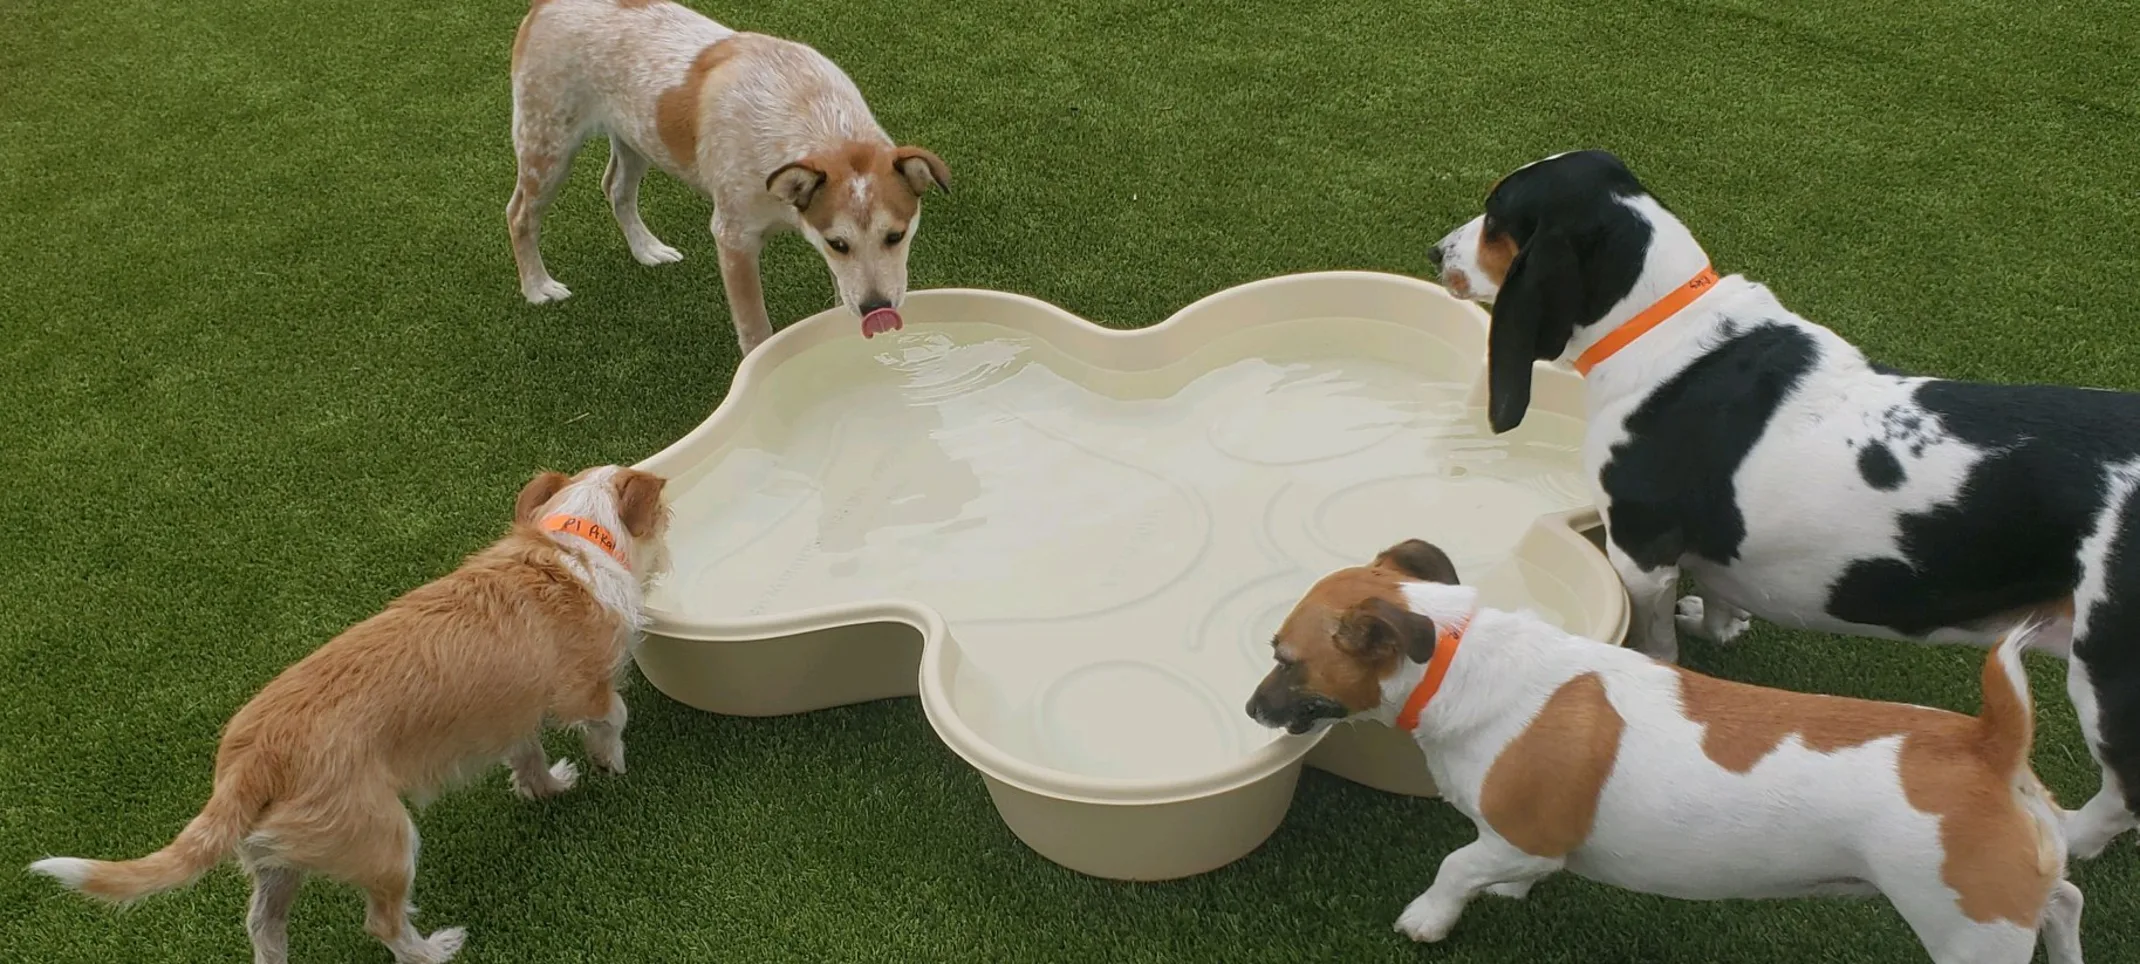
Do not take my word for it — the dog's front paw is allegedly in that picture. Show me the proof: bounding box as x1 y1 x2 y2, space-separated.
587 738 626 776
509 759 580 800
1393 897 1459 943
1675 595 1751 644
522 278 573 305
412 925 466 964
631 242 684 266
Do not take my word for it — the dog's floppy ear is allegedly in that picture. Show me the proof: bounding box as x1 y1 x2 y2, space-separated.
1336 597 1441 665
614 469 669 538
1487 227 1582 434
515 471 571 524
892 146 950 196
1372 539 1460 585
767 161 828 211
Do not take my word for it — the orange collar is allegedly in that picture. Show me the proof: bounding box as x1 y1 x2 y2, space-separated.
540 514 629 569
1395 615 1470 732
1571 265 1720 376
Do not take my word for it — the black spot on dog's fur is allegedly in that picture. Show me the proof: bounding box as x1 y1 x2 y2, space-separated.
1826 380 2140 636
1857 442 1905 490
1601 323 1821 569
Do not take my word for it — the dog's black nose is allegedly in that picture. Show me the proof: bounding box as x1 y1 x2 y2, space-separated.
860 297 893 315
1426 245 1446 270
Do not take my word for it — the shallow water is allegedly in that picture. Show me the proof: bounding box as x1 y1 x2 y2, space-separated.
652 318 1588 781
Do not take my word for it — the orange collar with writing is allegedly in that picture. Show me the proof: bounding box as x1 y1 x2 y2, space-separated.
1572 265 1720 376
540 514 629 568
1395 615 1470 732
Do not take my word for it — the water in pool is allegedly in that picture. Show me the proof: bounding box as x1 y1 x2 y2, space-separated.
650 318 1589 781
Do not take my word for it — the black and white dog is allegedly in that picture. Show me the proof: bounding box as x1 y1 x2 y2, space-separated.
1429 149 2140 858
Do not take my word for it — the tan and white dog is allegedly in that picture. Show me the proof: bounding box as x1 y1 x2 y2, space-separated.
28 466 671 964
1246 540 2084 964
507 0 951 353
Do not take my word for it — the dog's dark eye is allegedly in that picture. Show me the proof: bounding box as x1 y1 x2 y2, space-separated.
827 238 850 254
885 231 905 247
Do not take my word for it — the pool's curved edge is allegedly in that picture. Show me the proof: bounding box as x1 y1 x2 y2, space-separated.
627 272 1624 880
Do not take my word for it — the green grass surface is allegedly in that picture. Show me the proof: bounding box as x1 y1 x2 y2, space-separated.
4 0 2139 960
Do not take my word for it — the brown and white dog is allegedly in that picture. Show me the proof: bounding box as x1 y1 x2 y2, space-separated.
29 466 671 964
1247 540 2084 964
507 0 951 353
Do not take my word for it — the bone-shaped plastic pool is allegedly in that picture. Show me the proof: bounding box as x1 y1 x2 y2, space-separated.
632 272 1628 881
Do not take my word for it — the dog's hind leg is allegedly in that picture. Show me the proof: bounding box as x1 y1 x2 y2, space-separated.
351 808 465 964
505 736 580 800
2066 471 2140 858
2063 653 2140 857
1880 857 2038 964
603 138 681 267
507 80 589 305
2040 878 2085 964
1393 833 1561 944
243 861 301 964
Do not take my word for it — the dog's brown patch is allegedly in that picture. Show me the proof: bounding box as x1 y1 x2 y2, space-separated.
1478 672 1623 857
1673 668 1930 771
656 37 742 172
1674 665 2054 925
1476 229 1518 288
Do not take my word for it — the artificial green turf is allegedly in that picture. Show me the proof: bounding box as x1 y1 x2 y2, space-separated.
4 0 2138 960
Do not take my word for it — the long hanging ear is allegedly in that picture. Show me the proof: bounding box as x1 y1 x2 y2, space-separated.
767 161 828 211
614 469 669 538
1486 227 1583 434
1336 597 1442 665
1371 539 1461 585
515 471 570 524
892 146 950 196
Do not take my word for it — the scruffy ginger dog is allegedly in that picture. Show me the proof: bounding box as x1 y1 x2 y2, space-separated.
30 466 671 964
508 0 951 354
1247 540 2083 964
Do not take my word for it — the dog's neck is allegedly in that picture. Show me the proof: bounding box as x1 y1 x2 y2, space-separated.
1364 582 1482 729
1557 196 1793 414
1562 195 1717 368
535 483 651 632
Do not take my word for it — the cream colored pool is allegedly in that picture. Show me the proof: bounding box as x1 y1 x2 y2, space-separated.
632 272 1627 881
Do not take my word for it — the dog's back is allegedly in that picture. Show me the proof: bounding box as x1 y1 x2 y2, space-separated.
224 531 627 802
511 0 874 184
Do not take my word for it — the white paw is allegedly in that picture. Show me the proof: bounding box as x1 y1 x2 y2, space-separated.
1675 595 1750 644
522 278 572 304
632 242 684 266
509 759 580 799
419 926 466 963
1393 897 1457 943
1485 880 1533 900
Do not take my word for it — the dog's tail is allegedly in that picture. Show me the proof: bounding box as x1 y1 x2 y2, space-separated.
28 773 269 904
1976 619 2044 783
1977 618 2069 878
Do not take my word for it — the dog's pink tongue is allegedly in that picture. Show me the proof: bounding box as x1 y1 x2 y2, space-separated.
862 308 903 338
